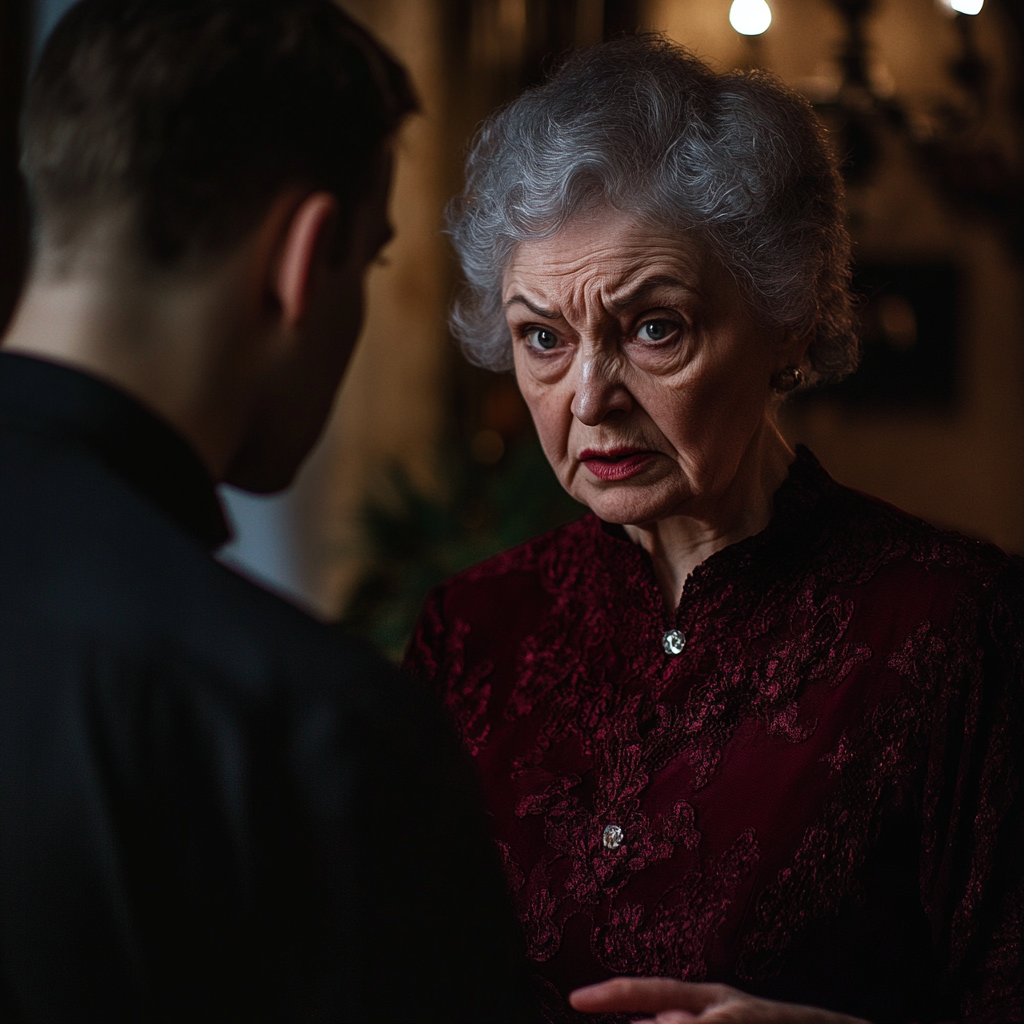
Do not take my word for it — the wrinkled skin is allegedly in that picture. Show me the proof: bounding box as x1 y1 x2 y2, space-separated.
504 206 807 607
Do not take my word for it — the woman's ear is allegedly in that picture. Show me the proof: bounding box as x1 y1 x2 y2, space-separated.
768 331 813 396
770 329 812 380
787 329 813 369
273 191 340 329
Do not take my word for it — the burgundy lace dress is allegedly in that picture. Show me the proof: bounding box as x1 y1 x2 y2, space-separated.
404 448 1023 1024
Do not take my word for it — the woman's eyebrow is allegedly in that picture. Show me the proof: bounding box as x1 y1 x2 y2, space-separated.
609 275 698 311
503 294 559 318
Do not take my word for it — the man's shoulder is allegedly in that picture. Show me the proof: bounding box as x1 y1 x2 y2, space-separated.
0 425 394 702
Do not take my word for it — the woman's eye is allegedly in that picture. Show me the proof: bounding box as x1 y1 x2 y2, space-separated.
526 328 559 351
637 319 676 343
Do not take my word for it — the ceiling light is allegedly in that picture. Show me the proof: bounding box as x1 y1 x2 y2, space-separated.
940 0 984 14
729 0 772 36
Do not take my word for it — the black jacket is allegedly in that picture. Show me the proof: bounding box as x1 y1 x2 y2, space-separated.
0 352 536 1023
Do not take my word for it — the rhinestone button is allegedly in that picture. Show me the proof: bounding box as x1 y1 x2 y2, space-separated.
602 824 624 850
662 629 686 656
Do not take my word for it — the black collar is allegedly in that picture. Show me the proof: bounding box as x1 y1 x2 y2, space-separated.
0 352 231 550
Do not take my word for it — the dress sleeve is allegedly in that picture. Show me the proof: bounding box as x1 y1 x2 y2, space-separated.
921 568 1024 1024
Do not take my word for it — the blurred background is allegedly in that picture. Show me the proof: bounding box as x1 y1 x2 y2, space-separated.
2 0 1023 658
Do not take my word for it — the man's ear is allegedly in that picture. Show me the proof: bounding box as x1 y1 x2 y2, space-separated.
273 191 340 329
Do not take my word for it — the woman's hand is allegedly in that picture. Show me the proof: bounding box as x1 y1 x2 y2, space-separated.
569 977 871 1024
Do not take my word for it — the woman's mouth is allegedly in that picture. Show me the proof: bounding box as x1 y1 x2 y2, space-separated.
578 447 657 481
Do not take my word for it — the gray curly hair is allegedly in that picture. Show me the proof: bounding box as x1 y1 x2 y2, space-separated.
447 36 857 384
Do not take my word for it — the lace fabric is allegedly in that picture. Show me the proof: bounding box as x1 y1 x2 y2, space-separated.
405 448 1023 1024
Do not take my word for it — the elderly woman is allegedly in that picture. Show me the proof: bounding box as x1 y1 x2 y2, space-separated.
404 37 1023 1024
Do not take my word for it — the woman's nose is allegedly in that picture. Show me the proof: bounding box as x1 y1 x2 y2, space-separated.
570 353 633 425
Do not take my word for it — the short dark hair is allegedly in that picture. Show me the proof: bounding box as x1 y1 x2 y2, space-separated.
22 0 417 268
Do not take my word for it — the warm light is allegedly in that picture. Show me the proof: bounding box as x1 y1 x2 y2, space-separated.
729 0 772 36
940 0 983 13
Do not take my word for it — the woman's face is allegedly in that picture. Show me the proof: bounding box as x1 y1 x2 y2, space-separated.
504 208 796 526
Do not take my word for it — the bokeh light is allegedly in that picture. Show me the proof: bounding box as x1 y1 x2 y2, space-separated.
729 0 772 36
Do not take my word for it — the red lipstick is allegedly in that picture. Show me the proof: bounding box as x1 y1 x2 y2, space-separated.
578 447 657 481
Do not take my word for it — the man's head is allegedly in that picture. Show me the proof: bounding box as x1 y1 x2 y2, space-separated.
16 0 415 492
23 0 414 273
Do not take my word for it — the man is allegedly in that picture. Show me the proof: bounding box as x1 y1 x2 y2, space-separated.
0 2 537 1020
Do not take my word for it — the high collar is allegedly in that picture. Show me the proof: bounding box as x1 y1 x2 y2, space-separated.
0 351 231 550
586 445 837 617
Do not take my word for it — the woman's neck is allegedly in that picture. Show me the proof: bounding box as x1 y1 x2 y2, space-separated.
622 425 795 611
